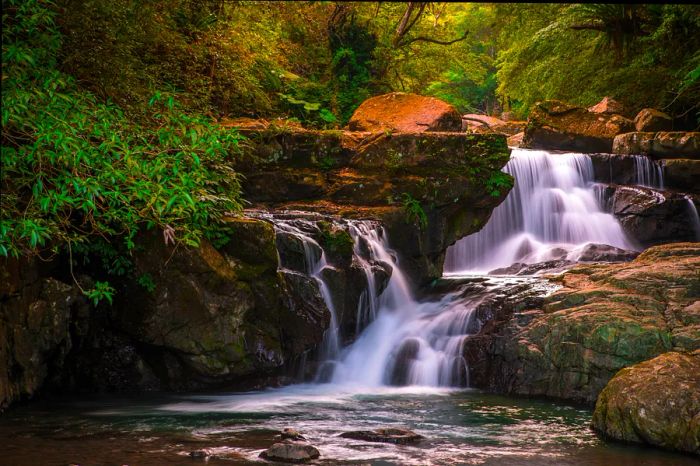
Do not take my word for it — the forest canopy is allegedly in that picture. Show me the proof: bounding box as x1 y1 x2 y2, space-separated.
46 1 700 124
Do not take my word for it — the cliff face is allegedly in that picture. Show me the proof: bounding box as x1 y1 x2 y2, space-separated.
235 126 512 286
0 127 512 410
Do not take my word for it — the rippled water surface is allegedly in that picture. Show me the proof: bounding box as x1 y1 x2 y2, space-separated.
1 385 695 466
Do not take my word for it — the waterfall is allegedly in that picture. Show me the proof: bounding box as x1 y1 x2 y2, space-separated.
686 196 700 241
444 149 634 273
328 224 476 388
268 218 342 360
632 155 664 188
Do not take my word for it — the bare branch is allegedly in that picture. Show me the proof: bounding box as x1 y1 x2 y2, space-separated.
400 29 469 47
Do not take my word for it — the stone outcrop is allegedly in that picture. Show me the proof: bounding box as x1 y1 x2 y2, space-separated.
597 184 700 246
592 350 700 455
634 108 674 132
613 131 700 159
0 257 89 410
588 97 625 115
522 100 634 153
462 114 525 136
464 242 700 405
347 92 462 133
663 159 700 194
235 126 512 286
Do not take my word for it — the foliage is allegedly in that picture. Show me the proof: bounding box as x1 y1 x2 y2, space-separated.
485 171 514 198
402 193 428 229
1 0 244 302
84 281 116 306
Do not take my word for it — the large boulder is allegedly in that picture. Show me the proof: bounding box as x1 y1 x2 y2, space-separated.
347 92 462 133
592 350 700 455
613 131 700 159
465 242 700 404
598 184 700 246
634 108 673 132
522 100 634 153
663 159 700 193
235 127 512 286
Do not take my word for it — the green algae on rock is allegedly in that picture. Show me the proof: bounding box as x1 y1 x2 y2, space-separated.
592 350 700 456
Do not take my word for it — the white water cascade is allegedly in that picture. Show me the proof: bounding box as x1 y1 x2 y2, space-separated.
329 223 476 387
444 149 634 273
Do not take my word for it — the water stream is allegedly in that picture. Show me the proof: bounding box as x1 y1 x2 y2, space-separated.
2 150 693 465
445 149 633 273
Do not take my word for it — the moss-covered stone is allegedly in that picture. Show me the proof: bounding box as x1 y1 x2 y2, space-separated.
592 350 700 455
468 242 700 405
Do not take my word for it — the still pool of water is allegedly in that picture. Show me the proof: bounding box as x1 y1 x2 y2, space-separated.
0 385 695 466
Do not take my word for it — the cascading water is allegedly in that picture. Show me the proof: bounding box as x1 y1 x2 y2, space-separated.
632 155 664 188
267 217 342 360
686 196 700 241
329 223 476 387
444 148 634 273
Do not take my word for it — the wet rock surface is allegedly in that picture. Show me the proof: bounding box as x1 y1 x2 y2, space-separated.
259 441 320 463
592 350 700 455
466 242 700 405
597 184 700 246
340 428 424 444
234 123 512 287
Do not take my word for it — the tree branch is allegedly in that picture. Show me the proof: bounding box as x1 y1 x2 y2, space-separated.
400 29 469 47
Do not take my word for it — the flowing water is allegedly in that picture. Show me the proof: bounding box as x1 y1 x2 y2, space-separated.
2 150 694 465
444 149 634 273
2 388 696 466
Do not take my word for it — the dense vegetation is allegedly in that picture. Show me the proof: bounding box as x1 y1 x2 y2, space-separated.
2 1 699 300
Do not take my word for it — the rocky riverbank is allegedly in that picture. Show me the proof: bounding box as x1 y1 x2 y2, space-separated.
464 241 700 404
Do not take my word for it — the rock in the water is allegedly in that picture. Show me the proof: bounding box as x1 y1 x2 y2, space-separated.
599 184 699 245
588 96 625 115
522 100 634 153
259 442 320 463
651 131 700 159
574 243 639 262
280 428 306 441
634 108 673 132
189 449 211 459
347 92 461 133
466 242 700 404
340 428 424 444
592 350 700 455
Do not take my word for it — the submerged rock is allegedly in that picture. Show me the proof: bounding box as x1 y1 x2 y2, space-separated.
347 92 461 133
189 449 211 459
592 350 700 455
280 428 306 441
259 442 320 463
340 428 424 444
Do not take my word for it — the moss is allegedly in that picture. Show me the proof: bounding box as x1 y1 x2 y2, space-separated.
318 221 354 258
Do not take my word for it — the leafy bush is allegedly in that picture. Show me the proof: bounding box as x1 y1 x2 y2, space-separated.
402 193 428 229
1 0 244 301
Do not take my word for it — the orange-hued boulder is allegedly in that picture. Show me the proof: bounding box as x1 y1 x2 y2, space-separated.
347 92 462 133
